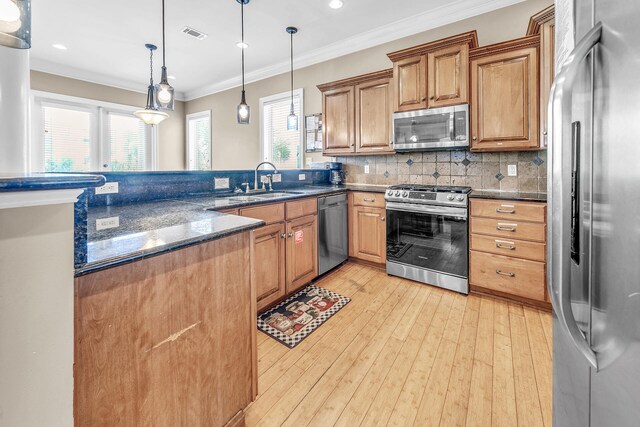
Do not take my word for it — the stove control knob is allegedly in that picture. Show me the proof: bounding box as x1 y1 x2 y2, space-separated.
394 190 401 197
456 195 464 201
402 191 409 197
446 194 455 201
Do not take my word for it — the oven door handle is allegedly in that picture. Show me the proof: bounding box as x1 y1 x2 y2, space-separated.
386 202 467 219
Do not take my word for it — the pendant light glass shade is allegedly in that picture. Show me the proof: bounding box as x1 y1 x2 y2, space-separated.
154 0 175 111
286 27 298 131
236 0 250 124
0 0 30 49
134 44 169 126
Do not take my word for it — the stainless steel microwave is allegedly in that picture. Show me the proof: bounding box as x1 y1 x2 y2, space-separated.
393 104 469 151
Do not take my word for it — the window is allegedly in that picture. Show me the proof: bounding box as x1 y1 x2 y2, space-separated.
260 89 303 169
31 92 156 172
186 111 212 170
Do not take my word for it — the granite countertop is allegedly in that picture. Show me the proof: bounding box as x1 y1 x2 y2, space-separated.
0 173 105 191
470 190 547 202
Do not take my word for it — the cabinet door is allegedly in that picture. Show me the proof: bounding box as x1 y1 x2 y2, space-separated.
322 87 355 154
393 55 427 112
253 222 286 312
350 206 386 264
427 44 469 108
540 20 554 147
286 214 318 294
470 46 539 151
355 78 393 153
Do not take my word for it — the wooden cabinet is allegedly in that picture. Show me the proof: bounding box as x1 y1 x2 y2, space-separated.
388 31 477 112
74 233 257 427
469 198 549 307
470 36 540 151
318 69 393 156
355 77 394 153
252 223 286 311
322 86 355 154
286 214 318 293
427 43 469 108
528 5 555 147
348 192 386 264
241 197 318 311
393 55 427 112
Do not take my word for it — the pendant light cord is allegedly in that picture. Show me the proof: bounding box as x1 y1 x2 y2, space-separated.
149 48 154 86
290 31 294 109
241 1 245 92
162 0 166 67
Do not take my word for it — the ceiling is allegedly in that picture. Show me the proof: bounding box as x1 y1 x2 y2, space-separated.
30 0 523 101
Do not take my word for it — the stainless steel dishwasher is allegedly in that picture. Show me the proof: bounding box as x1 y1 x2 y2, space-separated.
317 193 348 275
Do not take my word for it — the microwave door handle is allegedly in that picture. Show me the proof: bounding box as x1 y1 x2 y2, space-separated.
549 22 601 371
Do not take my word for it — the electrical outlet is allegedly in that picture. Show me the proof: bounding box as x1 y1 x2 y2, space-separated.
507 164 518 177
272 173 282 183
95 182 119 195
96 216 120 231
298 174 306 181
364 165 370 174
214 177 230 189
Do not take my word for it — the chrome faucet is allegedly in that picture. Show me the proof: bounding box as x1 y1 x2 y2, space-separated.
251 161 278 192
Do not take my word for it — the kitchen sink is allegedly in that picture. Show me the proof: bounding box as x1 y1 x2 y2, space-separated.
223 196 260 203
252 191 303 199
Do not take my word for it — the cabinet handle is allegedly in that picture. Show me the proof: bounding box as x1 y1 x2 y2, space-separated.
421 97 426 101
472 136 477 141
280 233 286 239
287 232 293 238
496 207 516 214
429 96 434 100
495 241 516 250
496 269 516 277
351 143 355 147
543 130 548 136
496 224 517 232
363 198 375 202
381 217 386 222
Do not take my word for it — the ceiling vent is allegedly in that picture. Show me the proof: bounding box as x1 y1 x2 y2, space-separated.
181 26 207 40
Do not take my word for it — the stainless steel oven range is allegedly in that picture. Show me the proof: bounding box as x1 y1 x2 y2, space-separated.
385 184 471 294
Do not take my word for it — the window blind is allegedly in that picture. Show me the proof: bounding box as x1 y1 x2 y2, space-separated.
43 105 92 172
262 95 301 169
187 114 211 170
108 112 147 171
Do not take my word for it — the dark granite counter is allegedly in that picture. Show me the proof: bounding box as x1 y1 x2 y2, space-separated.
0 173 105 191
470 190 547 202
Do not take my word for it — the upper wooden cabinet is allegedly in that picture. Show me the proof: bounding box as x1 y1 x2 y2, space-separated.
387 31 478 113
393 56 427 112
469 36 540 151
528 5 555 148
318 69 394 156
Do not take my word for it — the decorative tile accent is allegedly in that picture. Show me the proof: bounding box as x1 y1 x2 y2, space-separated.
461 158 471 167
495 172 505 181
432 171 441 179
532 156 545 166
406 159 414 167
384 171 390 178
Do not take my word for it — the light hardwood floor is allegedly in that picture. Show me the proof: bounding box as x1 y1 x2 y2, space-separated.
246 262 552 427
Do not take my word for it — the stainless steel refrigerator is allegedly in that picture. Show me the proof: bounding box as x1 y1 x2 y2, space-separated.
549 0 640 425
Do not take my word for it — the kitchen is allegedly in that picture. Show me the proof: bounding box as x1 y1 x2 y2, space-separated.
0 0 638 426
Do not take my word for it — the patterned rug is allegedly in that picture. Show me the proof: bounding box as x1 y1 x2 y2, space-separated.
257 284 351 348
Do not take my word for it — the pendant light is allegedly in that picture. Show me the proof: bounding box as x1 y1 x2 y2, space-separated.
154 0 175 111
0 0 31 49
236 0 250 124
134 44 169 126
286 26 298 131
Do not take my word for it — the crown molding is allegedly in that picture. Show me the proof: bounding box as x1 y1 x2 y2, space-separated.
526 5 555 35
30 58 187 102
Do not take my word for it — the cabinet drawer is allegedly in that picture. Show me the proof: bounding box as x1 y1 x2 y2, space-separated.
470 199 546 223
470 251 545 301
286 198 317 220
352 192 385 208
470 217 546 242
240 203 285 225
470 234 546 262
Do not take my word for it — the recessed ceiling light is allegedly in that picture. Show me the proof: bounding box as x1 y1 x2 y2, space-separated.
52 44 67 50
329 0 343 9
0 0 21 21
168 75 176 80
236 41 249 49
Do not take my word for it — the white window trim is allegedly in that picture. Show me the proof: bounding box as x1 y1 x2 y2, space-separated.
186 110 212 171
30 90 158 172
259 88 304 168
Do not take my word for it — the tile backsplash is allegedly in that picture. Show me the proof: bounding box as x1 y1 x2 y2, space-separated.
336 150 547 193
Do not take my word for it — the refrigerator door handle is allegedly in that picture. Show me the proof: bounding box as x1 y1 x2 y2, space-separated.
548 22 602 371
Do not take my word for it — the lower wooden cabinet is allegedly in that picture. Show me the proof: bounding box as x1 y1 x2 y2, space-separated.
253 222 286 312
286 214 318 293
349 192 386 264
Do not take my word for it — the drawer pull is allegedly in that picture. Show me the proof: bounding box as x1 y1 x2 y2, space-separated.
363 198 376 202
496 207 516 214
496 269 516 277
287 232 293 238
280 233 286 239
495 241 516 250
496 224 517 232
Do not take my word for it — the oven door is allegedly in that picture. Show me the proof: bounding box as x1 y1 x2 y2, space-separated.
393 104 469 151
386 202 468 280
